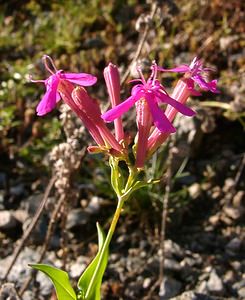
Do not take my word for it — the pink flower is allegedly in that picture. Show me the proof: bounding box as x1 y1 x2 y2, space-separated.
72 87 122 153
147 79 192 156
147 58 220 157
158 57 219 94
102 63 195 133
135 99 152 168
31 55 97 116
104 63 124 142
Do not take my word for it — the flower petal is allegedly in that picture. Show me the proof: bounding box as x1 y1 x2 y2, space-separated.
36 75 59 116
193 76 220 93
146 94 176 133
61 73 97 86
158 65 190 73
156 91 195 117
101 95 137 122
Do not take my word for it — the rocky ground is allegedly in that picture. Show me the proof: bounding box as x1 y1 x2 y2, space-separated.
0 161 244 300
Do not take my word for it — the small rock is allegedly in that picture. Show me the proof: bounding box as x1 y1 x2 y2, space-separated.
208 214 220 226
66 209 89 230
164 240 185 259
207 270 224 294
238 287 245 298
10 184 25 198
223 206 241 220
22 290 35 300
0 210 19 230
159 277 182 299
143 277 151 289
230 260 241 272
233 191 245 208
188 183 201 199
85 196 102 214
164 258 181 272
197 281 208 294
225 237 242 255
219 35 239 50
232 279 245 290
36 271 53 296
170 290 215 300
21 193 44 216
0 283 20 300
223 178 235 193
13 209 28 223
223 270 235 284
69 256 87 279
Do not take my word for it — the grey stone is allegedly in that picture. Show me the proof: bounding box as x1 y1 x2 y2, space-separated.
164 239 185 259
207 270 224 294
143 277 152 289
164 258 182 272
36 271 53 296
0 210 19 230
10 184 25 198
69 256 87 279
0 247 39 283
22 290 35 300
188 183 202 199
0 283 20 300
225 237 242 254
21 193 44 216
159 277 182 299
66 209 89 230
224 206 241 220
170 290 215 300
238 287 245 298
232 279 245 290
85 196 102 214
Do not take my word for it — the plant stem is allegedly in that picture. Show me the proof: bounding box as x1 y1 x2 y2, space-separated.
85 195 126 299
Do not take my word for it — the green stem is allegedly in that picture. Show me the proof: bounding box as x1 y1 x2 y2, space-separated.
85 194 126 299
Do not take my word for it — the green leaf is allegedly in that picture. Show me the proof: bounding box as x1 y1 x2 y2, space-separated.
109 157 121 195
77 223 108 300
29 264 76 300
123 178 161 200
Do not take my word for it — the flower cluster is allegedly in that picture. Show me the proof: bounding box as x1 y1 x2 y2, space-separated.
33 56 219 168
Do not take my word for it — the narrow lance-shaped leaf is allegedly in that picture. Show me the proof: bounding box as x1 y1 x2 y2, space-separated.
77 223 109 300
29 264 76 300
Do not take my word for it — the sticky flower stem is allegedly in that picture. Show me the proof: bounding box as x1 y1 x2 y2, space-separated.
85 192 128 299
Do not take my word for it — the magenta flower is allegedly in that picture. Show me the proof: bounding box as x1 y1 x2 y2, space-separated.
158 57 219 94
102 63 195 133
104 63 124 142
31 55 97 116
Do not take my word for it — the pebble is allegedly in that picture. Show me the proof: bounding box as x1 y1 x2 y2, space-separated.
66 209 89 230
85 196 102 214
170 290 215 300
0 210 19 230
159 277 182 299
188 183 201 199
233 190 245 208
223 206 241 220
164 240 185 259
69 256 87 279
143 277 151 289
207 270 224 294
225 237 242 254
164 258 182 272
238 287 245 298
0 283 20 300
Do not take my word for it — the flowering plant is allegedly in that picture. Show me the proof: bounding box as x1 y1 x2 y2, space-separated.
30 55 218 300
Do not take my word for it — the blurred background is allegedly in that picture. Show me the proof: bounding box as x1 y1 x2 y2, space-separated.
0 1 244 299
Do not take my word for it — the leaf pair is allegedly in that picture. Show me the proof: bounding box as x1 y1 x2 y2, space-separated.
30 223 108 300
